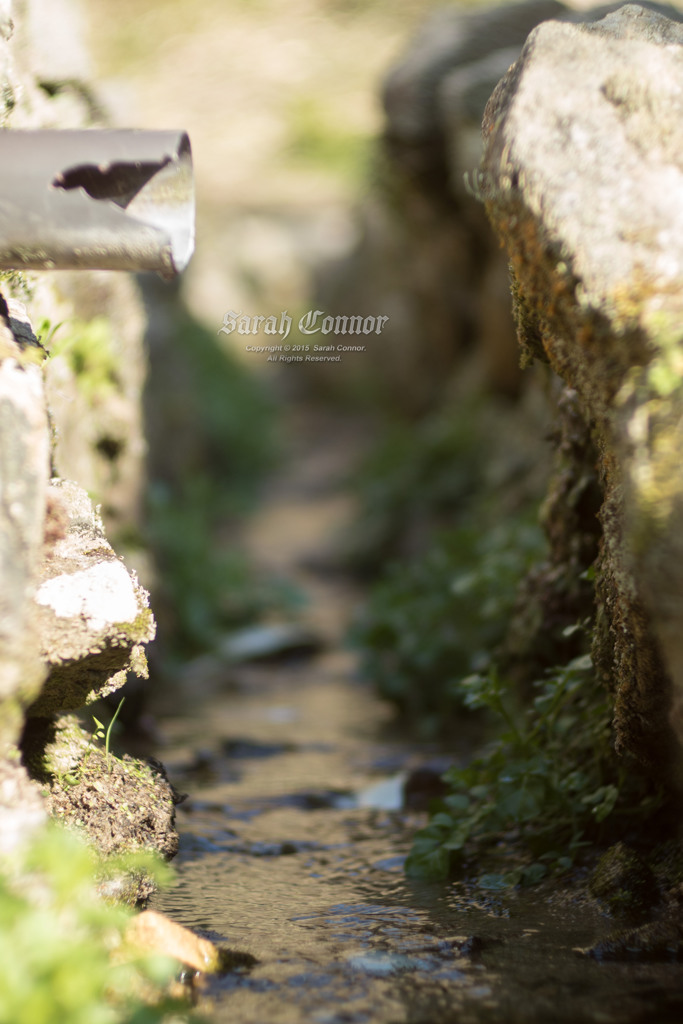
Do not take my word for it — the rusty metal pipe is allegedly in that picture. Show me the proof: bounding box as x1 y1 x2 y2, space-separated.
0 129 194 277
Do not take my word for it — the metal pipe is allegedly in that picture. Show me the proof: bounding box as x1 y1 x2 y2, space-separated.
0 129 194 277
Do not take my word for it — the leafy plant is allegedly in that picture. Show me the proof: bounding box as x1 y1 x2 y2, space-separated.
351 517 545 736
405 653 664 885
0 825 199 1024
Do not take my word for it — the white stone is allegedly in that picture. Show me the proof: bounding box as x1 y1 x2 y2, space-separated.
35 560 140 631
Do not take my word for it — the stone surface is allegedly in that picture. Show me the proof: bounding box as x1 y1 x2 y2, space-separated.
28 479 155 716
313 0 683 415
0 314 50 752
0 0 167 881
125 909 220 973
383 0 566 156
44 741 179 864
482 4 683 777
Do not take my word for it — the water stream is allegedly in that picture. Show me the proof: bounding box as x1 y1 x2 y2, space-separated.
151 655 683 1024
149 411 683 1023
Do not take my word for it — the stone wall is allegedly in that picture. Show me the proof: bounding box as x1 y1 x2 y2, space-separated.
0 0 173 872
324 0 683 793
481 3 683 782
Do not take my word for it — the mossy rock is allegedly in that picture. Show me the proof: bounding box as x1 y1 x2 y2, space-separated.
586 919 683 963
589 842 659 918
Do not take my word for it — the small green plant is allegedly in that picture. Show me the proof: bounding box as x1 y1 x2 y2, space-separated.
351 518 545 736
92 697 126 772
404 653 664 885
0 824 199 1024
36 317 64 348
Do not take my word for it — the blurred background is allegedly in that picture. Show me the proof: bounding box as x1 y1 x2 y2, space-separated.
43 0 600 736
54 0 559 729
87 0 425 345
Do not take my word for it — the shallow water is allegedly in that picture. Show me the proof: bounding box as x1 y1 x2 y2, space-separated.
151 658 683 1024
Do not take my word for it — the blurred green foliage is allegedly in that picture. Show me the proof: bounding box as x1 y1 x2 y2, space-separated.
349 397 662 887
154 304 278 510
0 825 199 1024
284 97 372 184
148 477 302 656
47 316 119 404
144 304 302 659
348 399 547 735
351 518 544 736
405 654 663 886
343 407 489 575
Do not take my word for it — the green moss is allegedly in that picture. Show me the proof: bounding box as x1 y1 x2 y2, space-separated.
509 268 548 368
39 715 91 782
614 318 683 554
589 842 659 917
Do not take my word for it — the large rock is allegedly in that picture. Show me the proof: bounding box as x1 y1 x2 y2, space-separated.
383 0 566 161
481 4 683 778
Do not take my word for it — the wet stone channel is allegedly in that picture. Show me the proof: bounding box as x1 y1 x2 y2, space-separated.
151 654 683 1024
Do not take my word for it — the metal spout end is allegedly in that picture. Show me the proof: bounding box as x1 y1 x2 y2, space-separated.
0 129 195 276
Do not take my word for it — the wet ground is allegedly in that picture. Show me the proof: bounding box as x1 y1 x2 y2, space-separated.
150 410 683 1023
